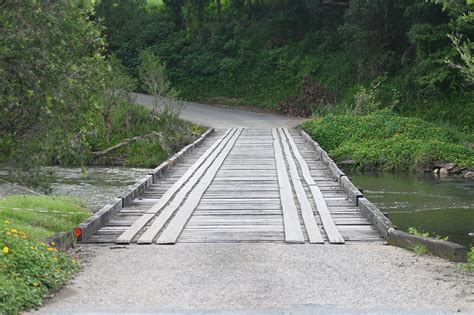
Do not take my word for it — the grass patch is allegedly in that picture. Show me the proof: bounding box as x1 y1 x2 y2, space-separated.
465 248 474 272
410 243 428 255
408 227 449 241
0 196 88 314
0 195 90 240
301 110 474 172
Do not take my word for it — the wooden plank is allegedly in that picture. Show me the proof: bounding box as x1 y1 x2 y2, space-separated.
155 128 244 244
282 128 345 244
135 128 241 244
115 128 236 244
277 128 324 244
272 128 304 244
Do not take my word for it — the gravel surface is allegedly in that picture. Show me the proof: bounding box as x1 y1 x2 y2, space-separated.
31 243 473 314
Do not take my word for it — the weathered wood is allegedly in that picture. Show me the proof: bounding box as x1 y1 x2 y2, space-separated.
116 128 236 244
76 198 123 242
339 176 364 206
135 129 241 244
282 128 344 244
277 128 324 244
83 127 394 245
272 128 305 244
155 129 243 244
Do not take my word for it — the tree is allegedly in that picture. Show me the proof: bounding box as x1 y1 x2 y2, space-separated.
138 50 175 113
0 1 107 171
102 55 136 144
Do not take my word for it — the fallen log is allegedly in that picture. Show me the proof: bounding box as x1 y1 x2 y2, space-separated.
91 131 162 158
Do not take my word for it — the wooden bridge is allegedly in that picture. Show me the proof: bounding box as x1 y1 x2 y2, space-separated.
77 128 393 244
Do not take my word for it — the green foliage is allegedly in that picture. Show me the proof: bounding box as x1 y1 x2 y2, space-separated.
465 247 474 271
408 227 449 241
139 50 175 99
301 111 474 171
95 0 473 130
0 196 90 240
411 244 428 255
0 221 80 314
1 1 107 168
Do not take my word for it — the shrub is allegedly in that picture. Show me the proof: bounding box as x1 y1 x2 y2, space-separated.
278 76 338 117
301 111 474 171
0 222 80 314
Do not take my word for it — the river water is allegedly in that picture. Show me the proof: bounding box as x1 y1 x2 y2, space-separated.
347 171 473 247
1 167 472 247
0 166 151 212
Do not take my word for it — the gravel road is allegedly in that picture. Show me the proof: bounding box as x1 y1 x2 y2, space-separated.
32 243 473 314
28 97 473 314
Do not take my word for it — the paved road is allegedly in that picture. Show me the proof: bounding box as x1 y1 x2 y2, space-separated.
133 93 303 128
33 244 473 314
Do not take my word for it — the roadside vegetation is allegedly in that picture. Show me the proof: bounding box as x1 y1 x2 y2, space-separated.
95 0 473 174
1 2 204 188
0 196 90 240
0 196 88 314
302 111 474 172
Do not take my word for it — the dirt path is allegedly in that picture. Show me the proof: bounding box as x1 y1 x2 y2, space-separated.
32 243 472 314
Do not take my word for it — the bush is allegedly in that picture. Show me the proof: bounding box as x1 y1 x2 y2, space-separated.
0 222 81 314
301 111 474 171
278 76 338 117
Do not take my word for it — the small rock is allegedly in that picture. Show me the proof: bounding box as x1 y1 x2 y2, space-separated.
449 167 463 175
432 168 439 174
433 161 446 168
444 163 456 171
439 167 449 175
464 171 474 179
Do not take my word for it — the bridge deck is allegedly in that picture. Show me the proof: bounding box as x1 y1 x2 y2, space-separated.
87 128 382 244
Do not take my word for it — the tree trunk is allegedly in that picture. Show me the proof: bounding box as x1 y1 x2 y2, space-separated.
216 0 221 20
91 131 162 158
103 112 110 144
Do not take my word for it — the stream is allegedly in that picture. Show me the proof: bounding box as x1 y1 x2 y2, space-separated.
347 171 473 247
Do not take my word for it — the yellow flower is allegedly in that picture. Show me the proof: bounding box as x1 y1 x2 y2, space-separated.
6 232 11 235
47 247 58 252
11 229 17 233
3 220 10 224
51 241 56 246
2 246 9 254
32 282 39 287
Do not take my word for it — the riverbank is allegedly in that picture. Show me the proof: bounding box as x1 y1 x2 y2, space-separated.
0 196 88 314
301 110 474 176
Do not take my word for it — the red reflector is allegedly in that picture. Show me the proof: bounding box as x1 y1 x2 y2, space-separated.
74 227 82 238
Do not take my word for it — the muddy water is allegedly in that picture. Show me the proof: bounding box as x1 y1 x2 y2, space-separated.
0 166 151 212
347 171 473 247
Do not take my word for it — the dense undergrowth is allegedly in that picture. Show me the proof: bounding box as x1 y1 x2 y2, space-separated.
302 111 474 172
0 196 88 314
94 1 473 173
96 1 473 129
